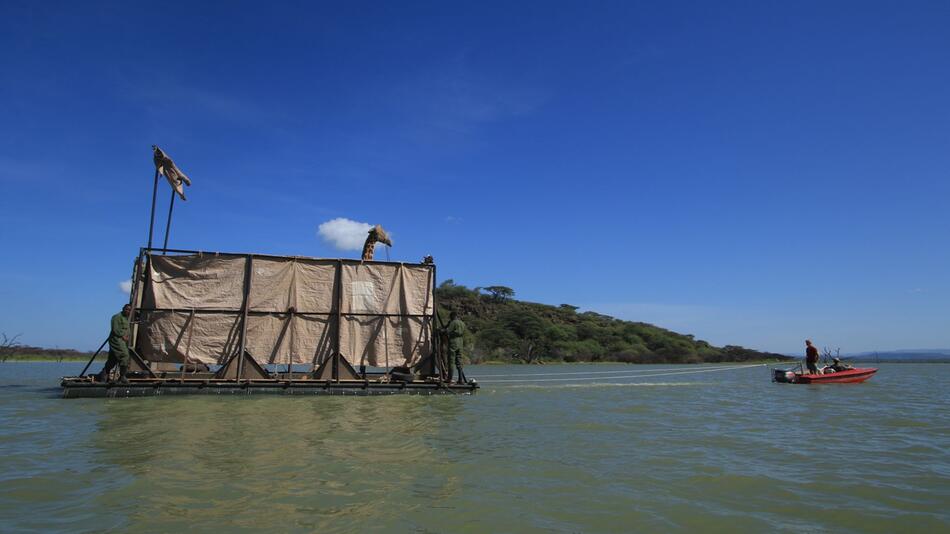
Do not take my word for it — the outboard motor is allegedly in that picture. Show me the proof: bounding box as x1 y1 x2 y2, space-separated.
773 368 794 383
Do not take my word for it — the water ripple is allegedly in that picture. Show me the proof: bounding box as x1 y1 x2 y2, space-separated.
0 362 947 532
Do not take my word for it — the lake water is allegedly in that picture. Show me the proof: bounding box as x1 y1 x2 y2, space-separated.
0 362 947 533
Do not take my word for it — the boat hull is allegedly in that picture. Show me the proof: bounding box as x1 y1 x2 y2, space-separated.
795 368 877 383
774 367 877 384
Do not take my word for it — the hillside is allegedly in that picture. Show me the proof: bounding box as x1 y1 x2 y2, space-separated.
435 281 790 364
849 350 950 363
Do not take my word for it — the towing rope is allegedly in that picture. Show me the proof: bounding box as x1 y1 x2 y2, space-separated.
473 364 765 383
472 365 722 378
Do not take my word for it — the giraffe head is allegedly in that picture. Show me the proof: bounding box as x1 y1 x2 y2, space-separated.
369 225 392 247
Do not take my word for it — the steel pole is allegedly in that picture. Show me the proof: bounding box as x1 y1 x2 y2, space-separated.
334 260 343 381
236 255 254 380
146 168 159 249
162 189 176 251
431 262 446 381
79 338 110 377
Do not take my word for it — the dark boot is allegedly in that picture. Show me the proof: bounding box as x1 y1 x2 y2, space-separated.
118 365 130 384
97 357 117 382
95 363 110 382
455 358 468 384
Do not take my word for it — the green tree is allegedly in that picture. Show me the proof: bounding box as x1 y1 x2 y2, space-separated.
499 309 549 363
475 326 520 360
482 286 515 302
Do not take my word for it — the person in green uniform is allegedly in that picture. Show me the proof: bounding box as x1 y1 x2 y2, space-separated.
446 311 469 385
97 304 131 383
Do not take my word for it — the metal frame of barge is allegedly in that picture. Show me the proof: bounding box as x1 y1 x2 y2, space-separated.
61 377 477 398
61 246 478 398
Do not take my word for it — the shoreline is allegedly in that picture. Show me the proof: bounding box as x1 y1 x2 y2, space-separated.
2 356 90 362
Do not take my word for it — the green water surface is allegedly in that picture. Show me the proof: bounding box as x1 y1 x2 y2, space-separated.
0 363 947 533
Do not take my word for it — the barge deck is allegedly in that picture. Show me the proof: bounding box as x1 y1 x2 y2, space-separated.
61 376 477 398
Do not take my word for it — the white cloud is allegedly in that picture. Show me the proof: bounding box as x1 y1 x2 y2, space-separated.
119 280 132 294
318 218 372 251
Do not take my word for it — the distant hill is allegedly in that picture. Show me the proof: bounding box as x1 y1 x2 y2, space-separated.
848 350 950 363
436 281 791 364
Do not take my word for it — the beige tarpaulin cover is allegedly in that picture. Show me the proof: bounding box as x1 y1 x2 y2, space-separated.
137 254 434 367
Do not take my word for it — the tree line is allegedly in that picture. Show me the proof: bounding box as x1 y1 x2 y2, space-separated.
0 334 92 363
435 281 789 364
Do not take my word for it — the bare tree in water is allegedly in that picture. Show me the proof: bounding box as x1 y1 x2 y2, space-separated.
0 333 22 363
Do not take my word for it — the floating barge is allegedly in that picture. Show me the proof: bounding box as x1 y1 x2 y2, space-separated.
62 247 477 398
60 377 477 398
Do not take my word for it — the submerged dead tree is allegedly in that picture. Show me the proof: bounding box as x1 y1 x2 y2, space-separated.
0 333 22 363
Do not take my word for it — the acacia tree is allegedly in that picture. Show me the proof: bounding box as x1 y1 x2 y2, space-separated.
482 286 515 302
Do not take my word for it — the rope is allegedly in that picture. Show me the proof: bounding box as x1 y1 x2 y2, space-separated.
472 365 706 378
477 364 765 383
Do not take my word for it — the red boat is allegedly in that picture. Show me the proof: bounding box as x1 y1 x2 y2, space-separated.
773 367 878 384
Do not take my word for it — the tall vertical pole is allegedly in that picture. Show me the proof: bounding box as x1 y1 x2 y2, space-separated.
334 260 343 381
431 262 444 381
127 248 145 349
162 189 176 252
237 255 254 380
146 169 159 249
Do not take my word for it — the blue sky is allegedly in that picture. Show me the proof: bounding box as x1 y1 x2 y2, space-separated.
1 1 948 354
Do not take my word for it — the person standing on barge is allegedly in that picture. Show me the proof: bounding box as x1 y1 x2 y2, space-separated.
446 311 469 384
96 304 132 383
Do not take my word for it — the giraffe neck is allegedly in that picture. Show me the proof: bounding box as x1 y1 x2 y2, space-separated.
361 235 377 261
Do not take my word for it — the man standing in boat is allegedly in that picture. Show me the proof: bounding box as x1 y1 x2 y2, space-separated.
805 339 821 375
97 304 131 383
446 311 469 384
